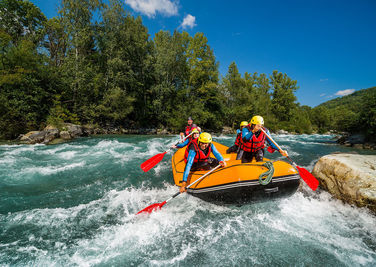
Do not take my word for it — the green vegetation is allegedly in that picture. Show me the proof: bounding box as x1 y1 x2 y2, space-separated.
312 87 376 141
0 0 374 141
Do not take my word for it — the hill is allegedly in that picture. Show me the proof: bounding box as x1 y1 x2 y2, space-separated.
316 86 376 110
313 86 376 141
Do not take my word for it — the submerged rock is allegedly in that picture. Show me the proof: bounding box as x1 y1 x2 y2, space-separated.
312 153 376 213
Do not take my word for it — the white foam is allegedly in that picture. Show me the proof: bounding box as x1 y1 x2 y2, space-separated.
22 162 85 176
58 151 77 160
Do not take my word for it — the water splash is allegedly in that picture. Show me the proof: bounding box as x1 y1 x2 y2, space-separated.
0 135 375 266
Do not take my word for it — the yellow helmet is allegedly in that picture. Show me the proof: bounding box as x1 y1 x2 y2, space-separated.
198 132 212 143
191 128 199 134
250 115 264 125
240 121 248 127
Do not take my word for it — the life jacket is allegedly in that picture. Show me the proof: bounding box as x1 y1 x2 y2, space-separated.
184 140 212 163
242 126 266 153
184 124 195 136
235 131 242 147
183 138 198 162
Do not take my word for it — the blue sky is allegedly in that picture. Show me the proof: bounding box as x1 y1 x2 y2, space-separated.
31 0 376 107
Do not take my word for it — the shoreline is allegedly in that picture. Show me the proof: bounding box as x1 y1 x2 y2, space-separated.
4 123 375 150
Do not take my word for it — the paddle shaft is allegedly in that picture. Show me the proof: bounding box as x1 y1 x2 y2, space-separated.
260 128 296 163
167 132 194 153
165 164 221 203
260 128 319 191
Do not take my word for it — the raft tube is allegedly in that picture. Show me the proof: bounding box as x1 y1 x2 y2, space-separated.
172 141 300 205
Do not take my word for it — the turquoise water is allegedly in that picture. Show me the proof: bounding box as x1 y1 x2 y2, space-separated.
1 134 375 266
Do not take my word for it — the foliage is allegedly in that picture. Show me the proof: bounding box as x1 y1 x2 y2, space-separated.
0 0 374 139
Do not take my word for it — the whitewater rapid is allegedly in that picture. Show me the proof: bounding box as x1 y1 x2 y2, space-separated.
1 135 375 266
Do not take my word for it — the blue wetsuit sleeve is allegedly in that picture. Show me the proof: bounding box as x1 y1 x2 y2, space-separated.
242 127 253 141
211 144 224 162
265 130 279 150
182 150 196 182
176 139 189 148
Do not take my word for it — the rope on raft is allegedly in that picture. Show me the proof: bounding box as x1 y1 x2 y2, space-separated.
259 161 274 185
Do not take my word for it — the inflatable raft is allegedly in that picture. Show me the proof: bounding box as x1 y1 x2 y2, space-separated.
172 141 300 204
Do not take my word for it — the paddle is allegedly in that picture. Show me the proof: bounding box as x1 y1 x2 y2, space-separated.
140 132 194 172
260 128 319 191
137 165 221 214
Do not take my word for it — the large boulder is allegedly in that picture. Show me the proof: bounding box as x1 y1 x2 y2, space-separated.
60 131 71 140
27 131 47 144
63 123 83 138
43 125 59 144
276 129 289 135
222 126 234 134
20 131 40 142
312 153 376 213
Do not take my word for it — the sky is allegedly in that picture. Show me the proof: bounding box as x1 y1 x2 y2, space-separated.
30 0 376 107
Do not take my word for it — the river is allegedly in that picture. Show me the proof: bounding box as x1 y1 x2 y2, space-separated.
1 134 375 266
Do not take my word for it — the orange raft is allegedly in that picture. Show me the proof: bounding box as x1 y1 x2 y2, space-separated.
171 141 301 204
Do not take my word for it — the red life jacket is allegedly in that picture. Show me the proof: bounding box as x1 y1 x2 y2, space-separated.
183 138 198 162
242 126 266 153
184 140 212 163
235 132 242 146
184 124 195 136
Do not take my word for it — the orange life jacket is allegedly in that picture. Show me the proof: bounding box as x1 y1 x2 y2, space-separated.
184 141 212 163
242 126 266 153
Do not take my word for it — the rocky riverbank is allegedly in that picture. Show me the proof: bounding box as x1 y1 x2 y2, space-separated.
336 133 376 150
17 123 172 145
312 153 376 213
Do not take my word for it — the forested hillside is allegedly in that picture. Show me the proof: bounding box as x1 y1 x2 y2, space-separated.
0 0 374 140
312 86 376 140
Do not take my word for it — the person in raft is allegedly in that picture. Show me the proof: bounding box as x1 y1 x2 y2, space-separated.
226 121 248 155
241 115 288 163
180 132 226 193
171 128 200 150
180 116 201 138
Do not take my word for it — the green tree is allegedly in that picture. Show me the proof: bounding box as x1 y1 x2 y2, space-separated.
270 70 298 122
0 0 46 45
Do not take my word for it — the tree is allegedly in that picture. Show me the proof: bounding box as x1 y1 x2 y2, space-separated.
270 70 298 122
0 0 46 45
97 0 152 126
150 30 189 126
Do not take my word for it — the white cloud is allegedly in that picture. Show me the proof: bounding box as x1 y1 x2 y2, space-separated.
320 78 328 82
125 0 178 18
320 93 326 97
335 89 355 96
180 14 196 29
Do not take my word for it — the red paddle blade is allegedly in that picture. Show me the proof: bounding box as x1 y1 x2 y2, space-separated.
296 166 319 191
136 201 167 215
140 152 167 172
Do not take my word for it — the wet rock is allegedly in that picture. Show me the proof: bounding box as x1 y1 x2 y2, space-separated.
348 133 366 144
276 130 289 135
157 128 169 135
60 131 71 140
82 125 95 136
28 131 47 144
353 144 364 149
63 123 83 138
19 131 40 142
222 127 234 134
312 153 376 213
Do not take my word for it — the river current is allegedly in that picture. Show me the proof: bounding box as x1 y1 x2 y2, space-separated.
1 134 375 266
